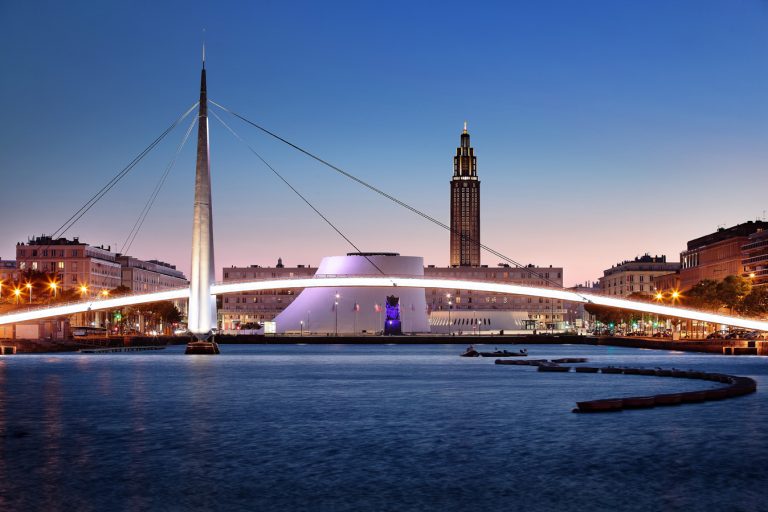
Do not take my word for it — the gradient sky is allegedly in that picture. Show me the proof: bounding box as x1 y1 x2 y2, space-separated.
1 0 766 286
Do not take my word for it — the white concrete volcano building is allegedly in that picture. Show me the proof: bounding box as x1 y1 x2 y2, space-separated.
273 253 429 334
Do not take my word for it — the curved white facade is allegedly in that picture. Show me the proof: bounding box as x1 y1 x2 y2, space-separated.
274 254 429 334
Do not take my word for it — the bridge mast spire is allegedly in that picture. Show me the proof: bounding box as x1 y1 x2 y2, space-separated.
186 45 219 353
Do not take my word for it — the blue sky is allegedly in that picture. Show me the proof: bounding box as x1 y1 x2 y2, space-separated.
1 0 766 285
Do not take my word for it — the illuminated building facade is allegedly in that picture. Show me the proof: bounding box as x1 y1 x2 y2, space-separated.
15 236 121 291
742 228 768 287
220 259 316 330
116 255 188 292
272 253 429 334
599 254 680 296
678 221 768 291
450 122 480 267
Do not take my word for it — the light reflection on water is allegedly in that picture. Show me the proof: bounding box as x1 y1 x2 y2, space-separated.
1 344 767 511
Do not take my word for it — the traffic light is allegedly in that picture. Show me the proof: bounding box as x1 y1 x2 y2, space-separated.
114 311 122 321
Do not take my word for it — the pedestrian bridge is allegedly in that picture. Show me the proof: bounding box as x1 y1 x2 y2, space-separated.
1 275 767 332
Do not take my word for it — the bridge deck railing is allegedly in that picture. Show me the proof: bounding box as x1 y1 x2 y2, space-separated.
1 274 764 325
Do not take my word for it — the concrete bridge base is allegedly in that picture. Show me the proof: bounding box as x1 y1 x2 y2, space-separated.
185 339 220 354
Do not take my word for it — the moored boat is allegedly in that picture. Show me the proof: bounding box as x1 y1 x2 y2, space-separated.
538 364 570 372
551 357 588 364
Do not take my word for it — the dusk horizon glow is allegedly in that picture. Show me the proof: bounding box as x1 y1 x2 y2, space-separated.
1 1 766 286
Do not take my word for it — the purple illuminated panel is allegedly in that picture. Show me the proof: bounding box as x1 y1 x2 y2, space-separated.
384 295 402 335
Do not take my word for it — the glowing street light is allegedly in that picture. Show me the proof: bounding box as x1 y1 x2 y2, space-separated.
25 283 32 304
49 281 58 298
101 289 110 298
300 320 304 337
655 292 664 302
13 287 21 304
79 285 89 297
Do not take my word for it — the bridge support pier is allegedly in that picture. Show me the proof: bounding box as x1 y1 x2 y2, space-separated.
185 337 220 355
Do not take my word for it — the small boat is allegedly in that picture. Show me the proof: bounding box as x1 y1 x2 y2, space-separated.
551 357 588 364
479 350 527 358
461 347 527 358
538 364 570 372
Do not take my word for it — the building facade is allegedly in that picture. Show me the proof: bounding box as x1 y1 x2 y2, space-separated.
220 259 316 330
0 259 17 287
450 122 480 267
273 254 430 334
599 254 681 296
15 236 121 292
741 228 768 288
220 259 569 333
679 221 768 291
424 264 566 330
117 255 188 293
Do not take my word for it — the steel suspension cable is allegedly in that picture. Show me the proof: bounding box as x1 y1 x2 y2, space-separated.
209 100 569 292
121 116 198 255
209 109 387 276
51 102 199 240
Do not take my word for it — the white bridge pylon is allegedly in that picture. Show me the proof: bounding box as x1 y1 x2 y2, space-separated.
1 276 767 332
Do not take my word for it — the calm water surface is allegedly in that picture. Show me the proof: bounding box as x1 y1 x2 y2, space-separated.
1 343 767 511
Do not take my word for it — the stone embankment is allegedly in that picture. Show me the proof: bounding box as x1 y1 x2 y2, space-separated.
494 358 758 413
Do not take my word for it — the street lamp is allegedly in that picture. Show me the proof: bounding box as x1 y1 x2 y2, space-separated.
300 320 304 337
448 299 453 336
101 289 110 298
25 282 32 304
79 284 89 297
49 281 58 299
13 287 21 304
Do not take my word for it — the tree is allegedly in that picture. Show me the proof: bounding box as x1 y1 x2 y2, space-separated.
686 280 721 311
717 275 752 313
110 285 132 297
738 287 768 317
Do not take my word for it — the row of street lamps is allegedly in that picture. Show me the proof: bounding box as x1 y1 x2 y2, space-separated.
0 281 110 304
